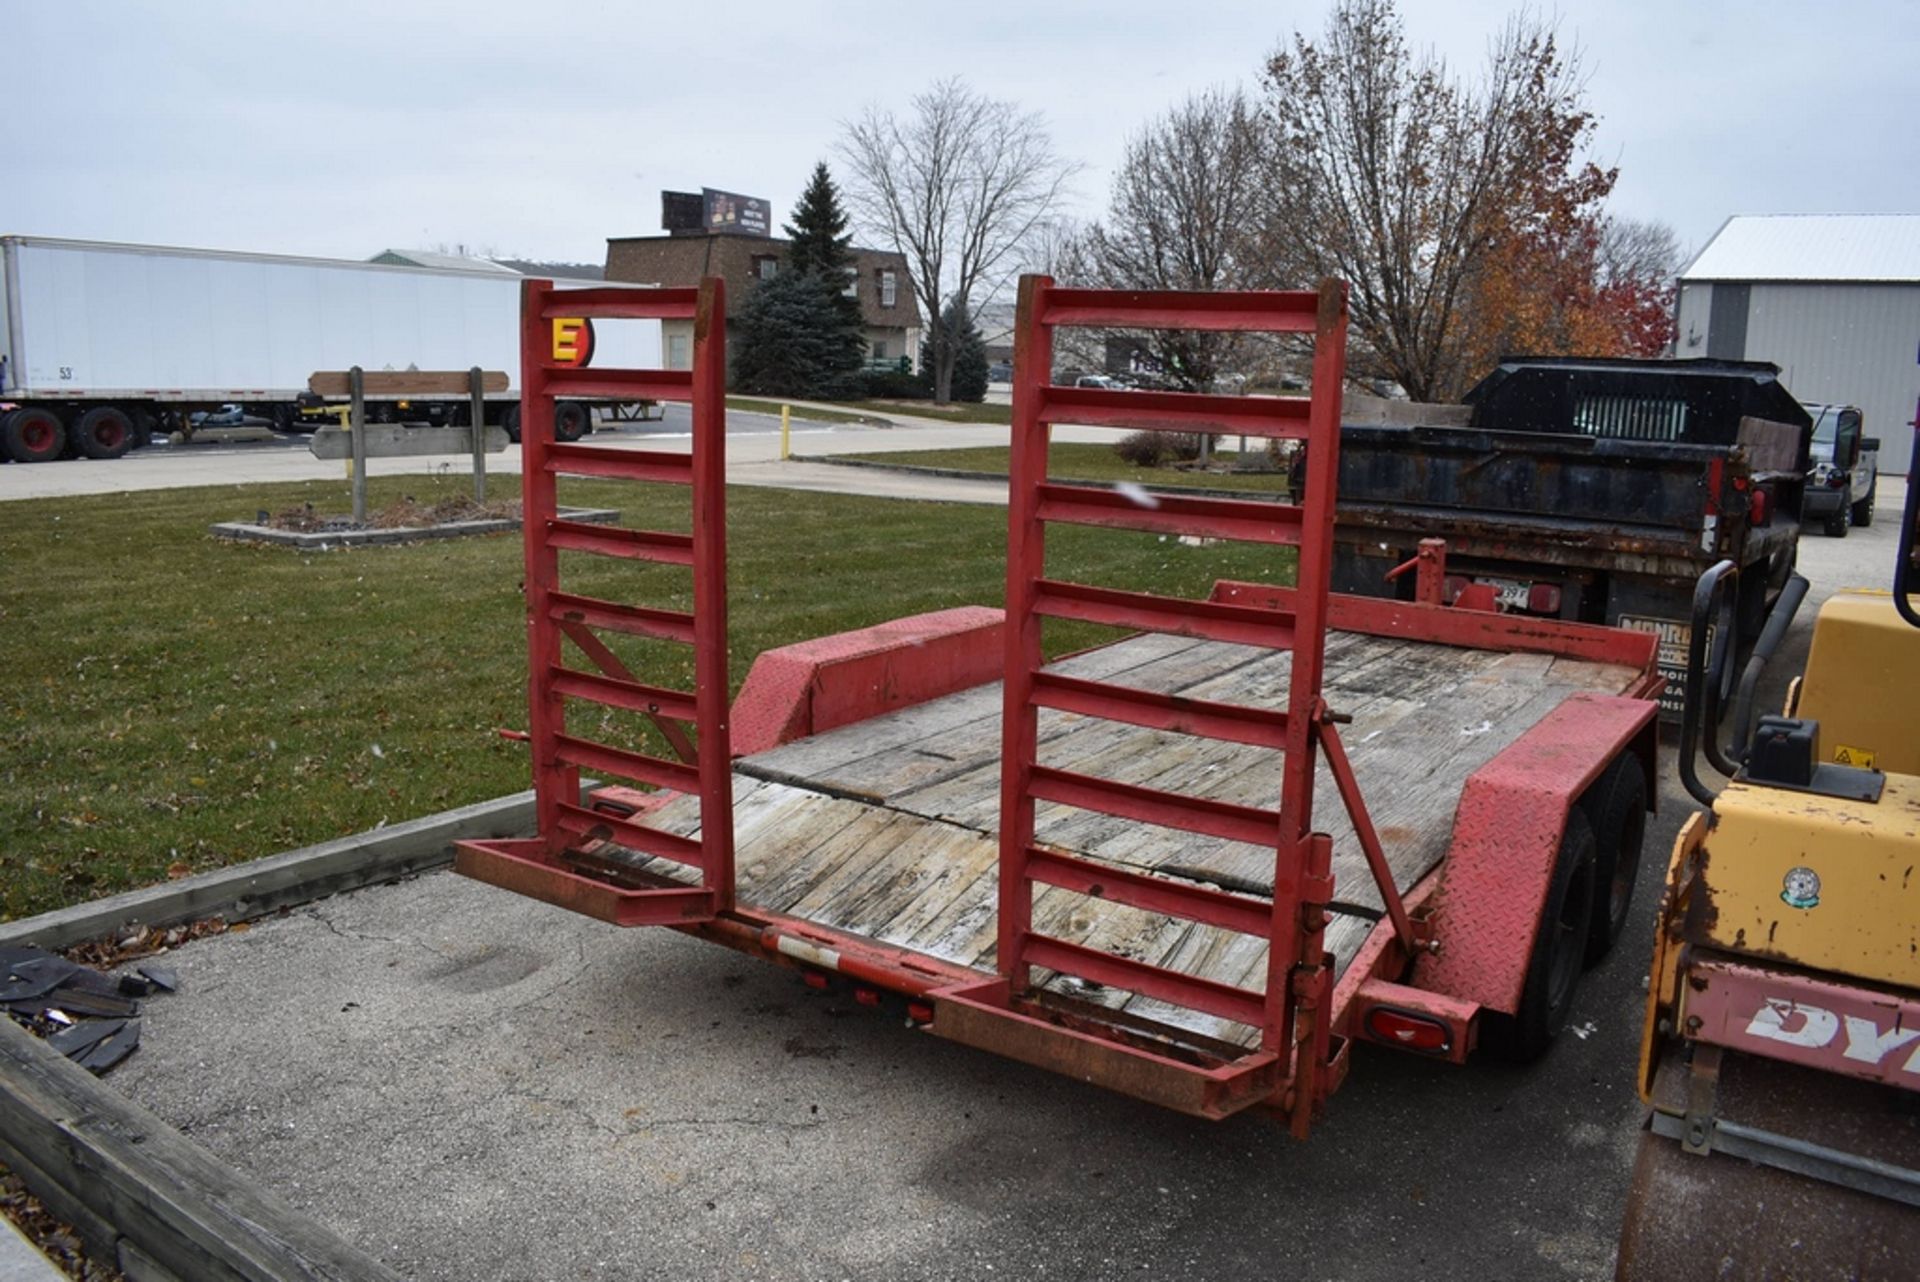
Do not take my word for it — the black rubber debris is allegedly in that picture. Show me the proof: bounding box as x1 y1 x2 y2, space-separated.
4 945 171 1075
77 1020 142 1074
137 964 180 993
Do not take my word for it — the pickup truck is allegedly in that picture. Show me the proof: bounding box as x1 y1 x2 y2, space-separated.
1325 356 1810 713
1800 401 1878 536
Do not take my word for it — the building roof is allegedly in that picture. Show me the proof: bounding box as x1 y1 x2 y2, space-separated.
1679 214 1920 284
492 258 603 282
369 249 520 274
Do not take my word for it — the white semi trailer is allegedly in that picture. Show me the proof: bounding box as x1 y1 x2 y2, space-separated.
0 235 662 463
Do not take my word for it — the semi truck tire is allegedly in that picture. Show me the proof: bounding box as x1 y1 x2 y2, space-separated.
1482 808 1596 1062
71 406 136 459
1580 754 1647 965
502 404 522 443
1851 479 1876 527
2 407 67 463
554 400 590 443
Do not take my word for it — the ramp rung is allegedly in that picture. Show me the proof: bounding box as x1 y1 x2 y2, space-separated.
1038 386 1310 440
541 366 694 403
553 802 704 868
1024 846 1273 937
1039 287 1320 334
552 733 701 793
1030 671 1287 748
1032 579 1295 649
1037 482 1302 545
546 519 694 565
546 443 691 484
546 591 696 645
1028 764 1280 846
1024 933 1268 1028
550 667 698 723
539 287 700 321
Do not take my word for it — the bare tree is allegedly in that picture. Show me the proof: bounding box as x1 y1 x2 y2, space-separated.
1596 216 1684 289
1078 88 1265 392
838 79 1078 402
1255 0 1614 400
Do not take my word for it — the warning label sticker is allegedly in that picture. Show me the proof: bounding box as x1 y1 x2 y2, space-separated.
1832 743 1877 769
1616 615 1710 715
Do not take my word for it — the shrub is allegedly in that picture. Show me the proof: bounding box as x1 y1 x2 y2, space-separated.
1113 431 1169 466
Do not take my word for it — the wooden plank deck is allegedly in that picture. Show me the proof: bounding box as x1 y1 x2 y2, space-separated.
610 631 1641 1044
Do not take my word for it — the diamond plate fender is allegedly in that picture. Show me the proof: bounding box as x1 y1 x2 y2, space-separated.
1413 692 1658 1014
729 607 1005 755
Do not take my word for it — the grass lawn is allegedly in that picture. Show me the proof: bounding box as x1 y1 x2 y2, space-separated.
838 443 1294 494
0 474 1295 920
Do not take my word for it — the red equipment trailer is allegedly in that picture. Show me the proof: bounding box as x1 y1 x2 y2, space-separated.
456 275 1663 1134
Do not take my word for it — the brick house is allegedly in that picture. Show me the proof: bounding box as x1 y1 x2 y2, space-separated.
605 231 922 373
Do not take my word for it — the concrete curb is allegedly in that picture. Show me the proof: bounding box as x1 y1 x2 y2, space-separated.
209 505 618 551
0 790 539 952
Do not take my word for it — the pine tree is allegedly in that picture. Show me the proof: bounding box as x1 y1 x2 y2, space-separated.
925 299 988 403
727 162 869 398
731 269 866 399
785 163 855 279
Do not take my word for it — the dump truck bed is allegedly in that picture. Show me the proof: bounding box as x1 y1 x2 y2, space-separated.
599 629 1643 1045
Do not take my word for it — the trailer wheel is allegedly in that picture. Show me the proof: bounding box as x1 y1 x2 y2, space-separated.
1850 479 1875 528
2 408 67 463
1580 755 1647 965
70 406 135 459
502 404 522 444
554 401 590 442
1484 808 1596 1062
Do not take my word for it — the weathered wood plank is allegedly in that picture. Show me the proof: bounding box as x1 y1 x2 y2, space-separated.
594 628 1641 1047
308 369 508 397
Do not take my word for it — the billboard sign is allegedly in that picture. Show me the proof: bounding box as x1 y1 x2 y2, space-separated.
703 188 771 237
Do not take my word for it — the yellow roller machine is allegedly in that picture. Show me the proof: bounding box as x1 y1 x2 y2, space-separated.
1618 435 1920 1280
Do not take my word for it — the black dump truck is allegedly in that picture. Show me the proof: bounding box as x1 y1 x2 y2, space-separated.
1328 357 1810 712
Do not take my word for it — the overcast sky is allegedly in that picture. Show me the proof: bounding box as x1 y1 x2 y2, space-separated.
11 1 1917 275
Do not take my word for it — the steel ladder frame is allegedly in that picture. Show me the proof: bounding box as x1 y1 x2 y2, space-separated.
455 277 734 924
932 276 1358 1128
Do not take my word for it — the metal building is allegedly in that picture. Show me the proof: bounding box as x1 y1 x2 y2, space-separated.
1675 213 1919 472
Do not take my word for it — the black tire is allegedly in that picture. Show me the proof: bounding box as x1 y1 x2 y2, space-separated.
1823 507 1849 537
2 407 67 463
1580 755 1648 965
1482 808 1597 1062
1851 480 1875 528
502 403 522 444
554 401 589 442
70 406 135 459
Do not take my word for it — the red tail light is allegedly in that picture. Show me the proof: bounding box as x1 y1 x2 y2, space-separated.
1749 488 1770 526
1363 1006 1452 1054
1526 583 1562 614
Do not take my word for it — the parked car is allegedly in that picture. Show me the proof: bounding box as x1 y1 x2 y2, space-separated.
1074 374 1126 390
987 361 1013 383
1800 402 1878 537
